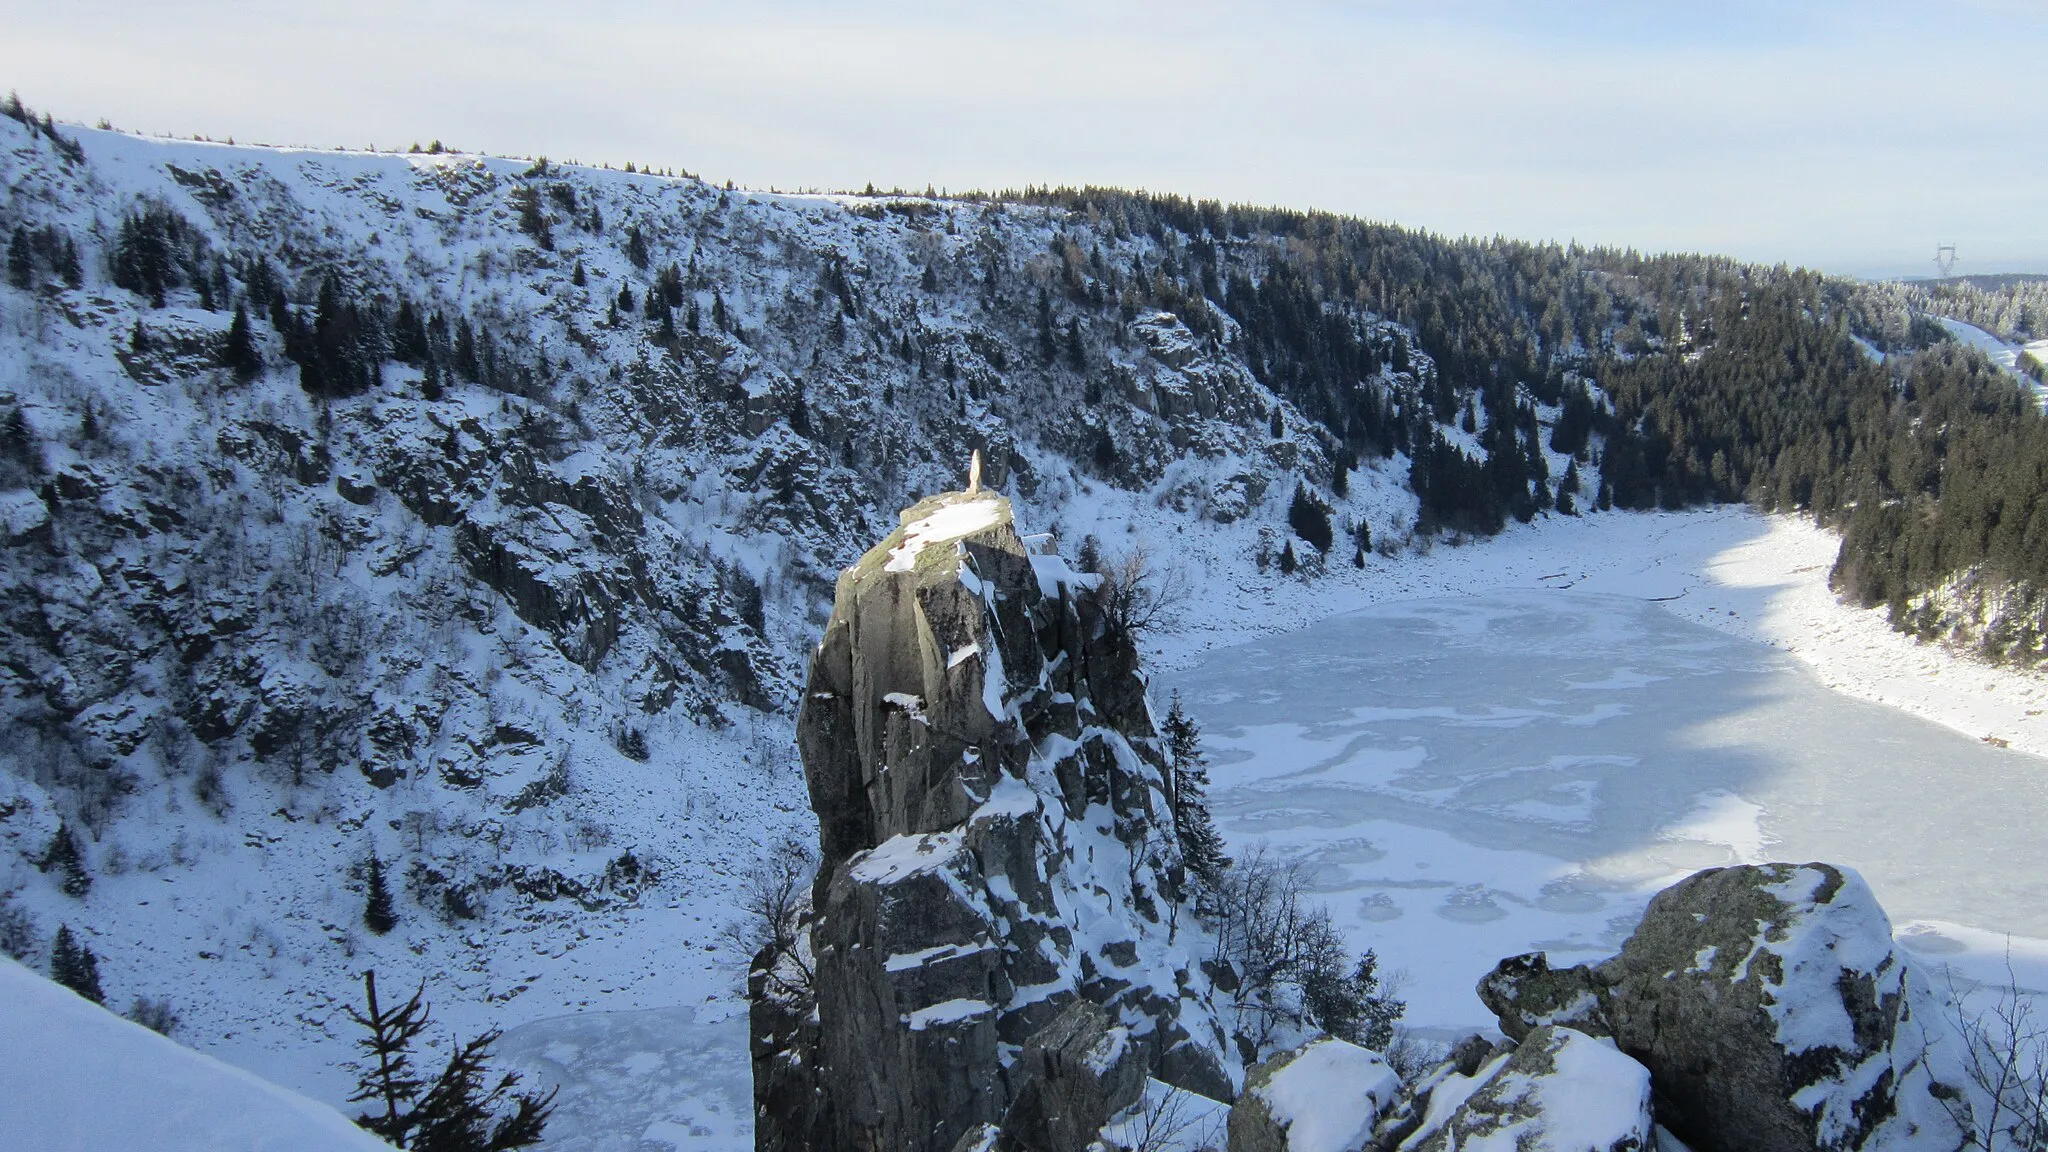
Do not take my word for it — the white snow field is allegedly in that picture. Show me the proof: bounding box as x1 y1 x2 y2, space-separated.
1937 317 2048 408
0 957 393 1152
1159 507 2048 1038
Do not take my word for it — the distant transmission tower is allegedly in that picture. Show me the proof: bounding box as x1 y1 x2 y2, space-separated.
1934 243 1958 279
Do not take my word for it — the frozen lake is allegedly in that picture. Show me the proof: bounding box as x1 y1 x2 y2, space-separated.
1163 590 2048 1031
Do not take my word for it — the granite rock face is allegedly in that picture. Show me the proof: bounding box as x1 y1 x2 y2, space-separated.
750 489 1236 1152
1476 863 1966 1152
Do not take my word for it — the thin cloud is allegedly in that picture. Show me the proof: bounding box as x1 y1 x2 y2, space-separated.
1 0 2040 273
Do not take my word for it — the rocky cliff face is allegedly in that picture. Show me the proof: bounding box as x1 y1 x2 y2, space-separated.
752 488 1236 1152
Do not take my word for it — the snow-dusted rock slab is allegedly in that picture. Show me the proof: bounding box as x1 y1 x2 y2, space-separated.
1227 1036 1402 1152
1407 1026 1652 1152
997 1000 1150 1152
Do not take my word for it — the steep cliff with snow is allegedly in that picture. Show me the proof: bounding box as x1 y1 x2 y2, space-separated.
753 489 1235 1151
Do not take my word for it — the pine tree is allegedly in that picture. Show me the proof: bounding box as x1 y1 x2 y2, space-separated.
511 186 551 250
1288 484 1335 553
222 303 261 381
39 820 90 897
7 226 32 290
57 236 81 289
347 970 556 1151
364 853 397 935
350 971 431 1143
50 924 104 1004
1162 693 1228 890
1279 539 1298 574
1076 534 1103 575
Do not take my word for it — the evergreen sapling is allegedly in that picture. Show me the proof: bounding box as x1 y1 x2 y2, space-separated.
364 853 398 935
49 924 104 1004
1162 693 1229 892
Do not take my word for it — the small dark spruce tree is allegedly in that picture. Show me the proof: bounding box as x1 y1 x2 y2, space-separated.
364 853 398 935
1288 484 1335 554
39 820 91 897
1162 692 1229 890
348 970 555 1152
50 924 104 1004
221 302 261 381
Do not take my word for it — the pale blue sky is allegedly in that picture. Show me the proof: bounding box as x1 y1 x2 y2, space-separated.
3 1 2041 276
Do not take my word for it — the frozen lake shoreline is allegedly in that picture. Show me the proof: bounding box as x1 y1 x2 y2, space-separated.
1161 588 2048 1034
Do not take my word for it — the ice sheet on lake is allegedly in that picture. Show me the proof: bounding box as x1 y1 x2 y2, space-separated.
497 1003 753 1152
1164 590 2048 1031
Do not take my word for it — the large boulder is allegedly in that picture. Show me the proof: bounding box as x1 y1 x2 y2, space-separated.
1407 1026 1653 1152
1227 1037 1402 1152
1476 863 1966 1152
752 489 1238 1152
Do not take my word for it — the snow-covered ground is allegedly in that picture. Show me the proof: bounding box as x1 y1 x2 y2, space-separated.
1157 506 2048 1039
1937 317 2048 408
1 957 391 1152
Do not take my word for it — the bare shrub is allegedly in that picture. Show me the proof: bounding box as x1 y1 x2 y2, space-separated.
1092 544 1188 640
0 891 39 962
1115 1083 1226 1152
723 838 817 996
1940 961 2048 1150
126 996 180 1036
1210 847 1403 1052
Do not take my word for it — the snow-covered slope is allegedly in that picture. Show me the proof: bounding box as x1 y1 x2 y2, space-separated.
0 957 392 1152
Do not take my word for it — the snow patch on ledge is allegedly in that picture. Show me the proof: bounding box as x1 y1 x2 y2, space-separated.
884 497 1006 573
847 831 963 885
904 998 994 1031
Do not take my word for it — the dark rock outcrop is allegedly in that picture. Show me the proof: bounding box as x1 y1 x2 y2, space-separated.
994 1001 1149 1152
751 489 1236 1152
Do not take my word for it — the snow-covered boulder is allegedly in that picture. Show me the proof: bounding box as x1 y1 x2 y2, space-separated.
1406 1026 1653 1152
1226 1036 1402 1152
1476 863 1965 1152
0 957 391 1152
751 489 1237 1152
